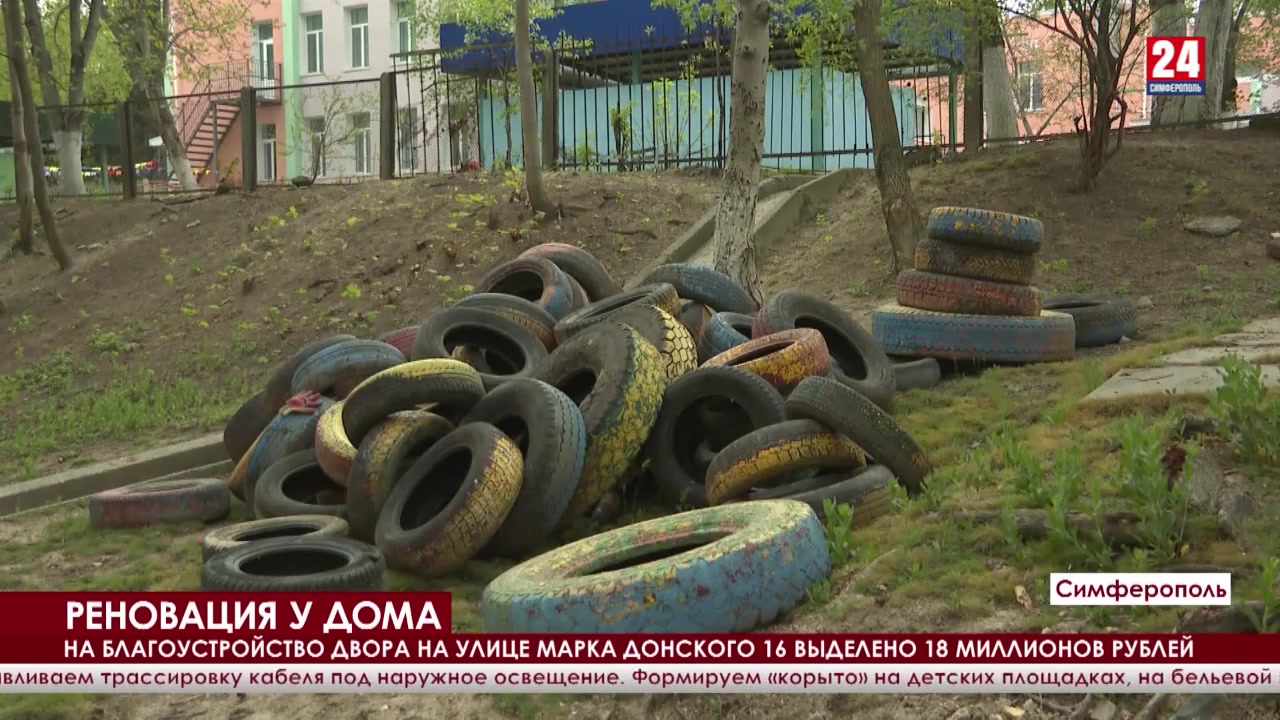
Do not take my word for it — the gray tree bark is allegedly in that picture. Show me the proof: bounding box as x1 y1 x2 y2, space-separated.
514 0 557 214
7 47 34 254
982 41 1019 140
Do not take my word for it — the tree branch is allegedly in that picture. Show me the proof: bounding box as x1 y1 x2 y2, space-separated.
21 0 68 111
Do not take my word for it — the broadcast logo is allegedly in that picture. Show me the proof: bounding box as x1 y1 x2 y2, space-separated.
1146 37 1205 96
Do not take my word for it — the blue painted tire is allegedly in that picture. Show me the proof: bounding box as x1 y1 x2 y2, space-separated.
871 302 1075 363
1042 295 1138 348
629 263 757 315
480 499 831 633
240 393 335 512
476 257 583 320
926 206 1044 254
290 340 405 396
697 311 752 359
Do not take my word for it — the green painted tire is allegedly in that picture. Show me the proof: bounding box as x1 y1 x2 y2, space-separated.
481 500 830 633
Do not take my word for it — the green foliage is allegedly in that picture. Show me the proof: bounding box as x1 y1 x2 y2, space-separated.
820 499 858 568
0 1 130 105
1209 356 1280 466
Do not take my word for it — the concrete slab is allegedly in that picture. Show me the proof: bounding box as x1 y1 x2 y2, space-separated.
1159 344 1280 366
1080 365 1280 406
0 433 225 517
1242 317 1280 335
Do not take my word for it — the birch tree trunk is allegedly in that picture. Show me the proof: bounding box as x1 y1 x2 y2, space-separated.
514 0 557 214
144 77 200 190
854 0 924 270
710 0 769 305
982 40 1019 140
7 51 35 254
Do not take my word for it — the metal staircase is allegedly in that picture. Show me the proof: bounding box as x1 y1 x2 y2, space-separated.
173 60 282 183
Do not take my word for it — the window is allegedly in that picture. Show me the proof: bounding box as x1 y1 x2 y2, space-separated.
304 14 324 74
307 117 327 177
351 113 372 175
348 7 369 69
397 1 414 53
398 107 418 170
259 124 277 182
1015 61 1043 112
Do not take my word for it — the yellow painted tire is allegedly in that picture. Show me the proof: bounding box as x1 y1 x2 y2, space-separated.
340 359 485 448
705 419 866 505
227 433 261 502
552 282 681 344
314 401 356 486
702 328 830 393
533 322 666 521
374 423 524 577
612 304 698 382
346 411 454 543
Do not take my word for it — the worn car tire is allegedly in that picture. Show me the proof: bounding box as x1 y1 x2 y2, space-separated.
702 328 830 394
1043 294 1138 348
200 536 385 591
914 237 1037 285
706 419 866 505
925 206 1044 254
677 302 717 361
374 423 524 577
314 401 357 485
376 326 419 357
519 242 621 301
341 359 485 447
412 307 549 390
748 465 893 526
698 311 752 360
648 367 786 509
896 269 1044 317
201 515 350 562
264 335 356 411
253 449 348 520
223 390 274 464
452 293 558 351
553 283 680 343
90 478 230 530
532 323 666 520
629 263 756 314
290 339 406 397
346 412 455 543
871 302 1076 363
892 357 942 391
461 378 587 557
754 291 896 410
785 375 932 496
238 392 334 509
481 500 830 633
475 256 582 320
612 304 699 382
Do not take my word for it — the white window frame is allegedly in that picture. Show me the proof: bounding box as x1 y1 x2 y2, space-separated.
1016 60 1043 112
306 117 327 177
352 113 372 175
348 7 370 69
304 14 324 75
259 123 277 182
398 106 418 171
397 1 414 53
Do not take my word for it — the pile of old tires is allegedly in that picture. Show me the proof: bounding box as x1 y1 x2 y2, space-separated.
873 206 1077 363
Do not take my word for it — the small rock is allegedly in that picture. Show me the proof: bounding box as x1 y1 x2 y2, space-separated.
1119 335 1132 343
1179 414 1217 438
1002 705 1026 718
1090 699 1118 720
1137 296 1154 309
944 708 986 720
373 258 401 277
1183 215 1242 237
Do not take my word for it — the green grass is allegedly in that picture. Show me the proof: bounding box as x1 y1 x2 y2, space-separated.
0 693 102 720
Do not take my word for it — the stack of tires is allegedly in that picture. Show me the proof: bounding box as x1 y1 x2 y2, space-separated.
872 206 1077 364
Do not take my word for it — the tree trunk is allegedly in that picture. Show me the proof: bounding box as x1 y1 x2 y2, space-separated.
4 0 72 270
1150 0 1189 126
51 126 88 196
962 20 984 151
854 0 924 271
1221 0 1250 113
513 0 557 215
982 41 1018 140
145 80 199 190
710 0 769 306
7 47 35 254
1194 0 1234 122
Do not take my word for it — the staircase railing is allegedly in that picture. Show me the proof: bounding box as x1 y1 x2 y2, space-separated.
176 75 214 150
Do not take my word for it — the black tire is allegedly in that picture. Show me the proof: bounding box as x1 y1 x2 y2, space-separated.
677 301 717 362
200 536 385 591
346 411 455 543
461 378 587 557
452 293 558 351
264 335 356 410
785 375 932 495
705 419 867 504
475 257 581 320
520 242 622 301
412 307 549 390
553 283 680 343
629 263 756 314
893 357 942 391
89 478 230 530
223 390 274 464
253 449 348 519
647 367 786 508
755 290 896 411
374 423 524 577
340 360 485 447
698 311 752 360
1043 294 1139 348
611 303 699 382
748 465 894 526
532 323 666 520
201 515 350 562
914 237 1037 285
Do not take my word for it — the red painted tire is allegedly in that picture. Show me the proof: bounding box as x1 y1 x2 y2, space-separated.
89 478 230 530
895 269 1044 317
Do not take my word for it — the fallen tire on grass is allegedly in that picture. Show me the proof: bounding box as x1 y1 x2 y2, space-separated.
891 357 942 391
200 536 385 591
870 303 1076 363
263 334 356 410
375 423 524 577
412 307 549 390
553 283 680 343
340 359 485 446
480 500 831 633
90 478 230 530
702 328 830 394
533 323 666 521
913 237 1037 285
223 390 274 464
1043 294 1138 348
461 379 587 558
475 257 583 320
200 515 350 562
452 293 558 351
785 375 932 496
648 366 786 509
346 411 455 543
748 465 894 526
925 206 1044 254
253 449 348 520
612 303 699 382
314 401 356 485
895 269 1044 317
629 263 757 315
753 291 896 410
290 339 406 397
705 419 866 505
519 242 622 302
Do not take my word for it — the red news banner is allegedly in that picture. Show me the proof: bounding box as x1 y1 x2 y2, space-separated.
1 592 1277 694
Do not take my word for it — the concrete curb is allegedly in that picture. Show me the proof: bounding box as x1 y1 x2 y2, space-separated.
735 168 861 256
0 433 227 518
